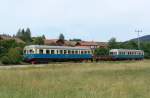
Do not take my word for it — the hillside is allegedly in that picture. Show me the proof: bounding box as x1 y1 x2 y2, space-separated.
0 34 25 43
131 35 150 42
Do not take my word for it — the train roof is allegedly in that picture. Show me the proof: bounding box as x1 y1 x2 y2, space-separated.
110 49 144 52
24 45 91 50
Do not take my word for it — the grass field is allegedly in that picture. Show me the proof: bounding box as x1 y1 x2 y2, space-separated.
0 60 150 98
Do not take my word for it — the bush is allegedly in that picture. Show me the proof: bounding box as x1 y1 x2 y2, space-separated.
94 48 109 56
1 56 11 65
1 48 22 65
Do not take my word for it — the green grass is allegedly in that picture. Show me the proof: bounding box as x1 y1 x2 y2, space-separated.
0 60 150 98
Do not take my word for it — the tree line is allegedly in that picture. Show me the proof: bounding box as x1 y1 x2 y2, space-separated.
1 29 150 65
0 28 46 65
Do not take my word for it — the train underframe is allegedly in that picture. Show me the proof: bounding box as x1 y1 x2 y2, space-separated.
25 58 93 64
24 56 144 64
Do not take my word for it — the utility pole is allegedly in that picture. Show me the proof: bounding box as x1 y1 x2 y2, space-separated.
135 29 142 50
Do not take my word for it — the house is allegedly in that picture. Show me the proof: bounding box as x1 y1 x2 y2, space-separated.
75 41 99 49
44 39 107 49
96 42 108 48
44 39 77 46
44 39 58 46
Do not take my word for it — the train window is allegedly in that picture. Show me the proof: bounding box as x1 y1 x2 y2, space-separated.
46 50 50 54
81 51 84 54
57 50 59 54
88 51 91 54
24 50 26 54
64 50 67 54
29 50 32 54
72 50 75 54
123 52 125 55
60 50 63 54
84 51 87 54
119 52 121 55
75 50 78 54
110 52 113 55
39 49 43 54
51 50 55 54
68 50 71 54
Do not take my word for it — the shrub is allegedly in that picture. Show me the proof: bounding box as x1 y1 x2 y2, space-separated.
94 48 109 56
1 48 22 65
1 56 11 65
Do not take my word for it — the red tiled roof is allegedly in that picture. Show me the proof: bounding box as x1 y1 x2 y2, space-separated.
76 41 98 46
44 39 58 45
44 39 77 46
44 39 108 48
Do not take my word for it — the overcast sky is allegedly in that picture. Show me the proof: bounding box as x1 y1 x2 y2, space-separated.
0 0 150 41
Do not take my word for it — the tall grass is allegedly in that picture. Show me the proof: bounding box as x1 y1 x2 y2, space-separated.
0 60 150 98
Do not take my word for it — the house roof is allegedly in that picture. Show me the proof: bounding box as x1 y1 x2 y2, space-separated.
44 39 58 45
96 42 108 46
44 39 108 48
76 41 98 46
44 39 77 46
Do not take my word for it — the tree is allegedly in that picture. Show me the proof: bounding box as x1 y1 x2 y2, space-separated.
57 33 65 45
16 29 22 38
25 28 32 42
108 37 118 49
94 48 109 56
141 42 150 58
42 34 46 39
16 28 32 43
1 48 22 65
32 37 44 45
120 41 138 49
0 39 25 60
59 33 65 41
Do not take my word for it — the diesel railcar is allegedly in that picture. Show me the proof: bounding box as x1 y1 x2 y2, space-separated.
23 45 144 63
23 45 93 63
109 49 144 60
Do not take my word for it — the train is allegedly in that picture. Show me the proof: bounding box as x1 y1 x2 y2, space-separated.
23 45 144 63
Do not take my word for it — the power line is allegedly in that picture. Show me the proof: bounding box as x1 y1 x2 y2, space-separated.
135 29 142 50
